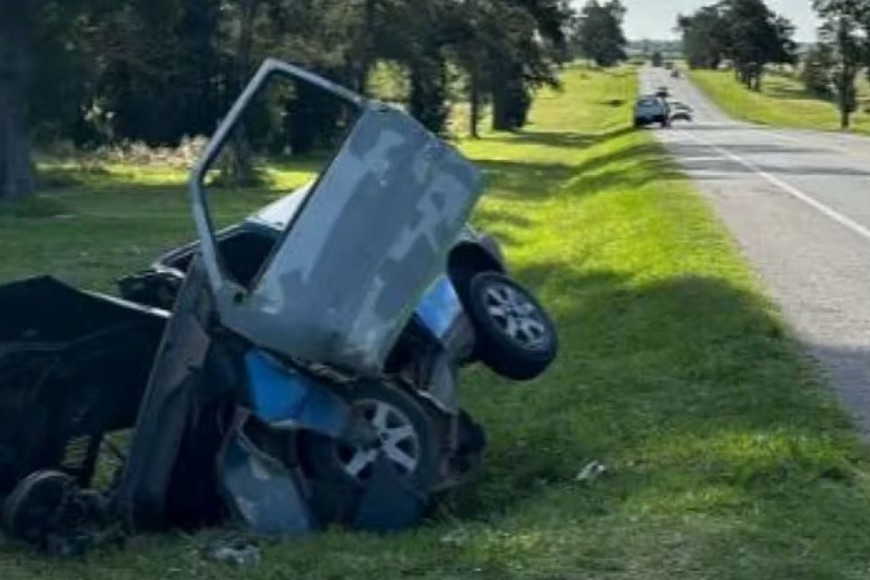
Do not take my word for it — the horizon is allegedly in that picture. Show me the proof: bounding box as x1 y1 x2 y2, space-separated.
574 0 823 43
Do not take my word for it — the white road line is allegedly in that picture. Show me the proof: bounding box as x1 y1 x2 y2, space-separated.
674 128 870 244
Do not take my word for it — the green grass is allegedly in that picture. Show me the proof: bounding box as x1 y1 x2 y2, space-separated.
689 68 870 135
4 66 870 578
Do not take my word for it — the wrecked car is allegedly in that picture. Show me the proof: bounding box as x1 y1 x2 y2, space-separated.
0 58 558 553
119 186 558 382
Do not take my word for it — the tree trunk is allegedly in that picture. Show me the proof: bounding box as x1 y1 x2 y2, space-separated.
839 68 852 130
409 50 449 134
491 61 517 132
225 0 257 185
466 0 480 139
0 5 35 201
491 61 531 132
491 82 511 131
354 0 376 93
841 100 851 129
469 61 481 139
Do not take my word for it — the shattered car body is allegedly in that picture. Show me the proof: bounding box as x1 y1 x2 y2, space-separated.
119 185 555 386
0 59 557 551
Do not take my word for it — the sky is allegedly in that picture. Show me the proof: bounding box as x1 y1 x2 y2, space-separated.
609 0 822 42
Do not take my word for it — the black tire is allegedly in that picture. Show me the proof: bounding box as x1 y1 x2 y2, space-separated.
465 272 557 381
297 382 441 522
2 471 74 543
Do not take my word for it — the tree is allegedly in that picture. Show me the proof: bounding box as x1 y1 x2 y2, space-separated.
678 0 796 89
3 0 578 200
813 0 870 129
425 0 571 134
487 2 549 131
95 2 186 145
677 6 729 69
2 0 115 200
720 0 796 90
1 0 181 200
458 0 485 138
0 2 35 200
573 0 628 67
800 43 837 97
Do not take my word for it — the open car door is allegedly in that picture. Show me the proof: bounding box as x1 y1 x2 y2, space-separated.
190 59 483 376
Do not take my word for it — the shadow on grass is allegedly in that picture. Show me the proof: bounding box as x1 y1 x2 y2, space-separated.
478 159 578 201
559 140 688 192
471 205 534 248
484 126 636 150
477 126 654 200
444 264 870 571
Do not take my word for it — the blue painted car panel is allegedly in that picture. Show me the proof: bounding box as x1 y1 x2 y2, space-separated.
244 350 351 437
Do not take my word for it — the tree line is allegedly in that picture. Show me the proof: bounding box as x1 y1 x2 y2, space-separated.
678 0 870 130
0 0 609 201
677 0 797 91
804 1 870 129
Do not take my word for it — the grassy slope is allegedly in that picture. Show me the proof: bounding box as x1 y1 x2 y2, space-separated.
689 68 870 135
3 67 870 578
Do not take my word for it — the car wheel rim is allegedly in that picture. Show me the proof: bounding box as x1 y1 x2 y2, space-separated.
337 399 420 481
483 282 549 351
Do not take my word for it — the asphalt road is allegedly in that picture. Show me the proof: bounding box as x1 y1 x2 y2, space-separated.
639 66 870 438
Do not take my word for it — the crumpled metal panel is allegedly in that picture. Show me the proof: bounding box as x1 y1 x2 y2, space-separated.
414 276 465 341
219 420 316 536
218 107 482 376
243 350 374 444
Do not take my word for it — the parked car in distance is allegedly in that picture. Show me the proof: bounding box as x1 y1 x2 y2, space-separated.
655 86 669 99
633 96 669 128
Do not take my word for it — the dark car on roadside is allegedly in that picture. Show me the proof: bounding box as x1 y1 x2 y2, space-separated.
633 95 669 128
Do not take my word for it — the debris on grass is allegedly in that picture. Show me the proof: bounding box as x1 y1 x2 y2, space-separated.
575 461 607 483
